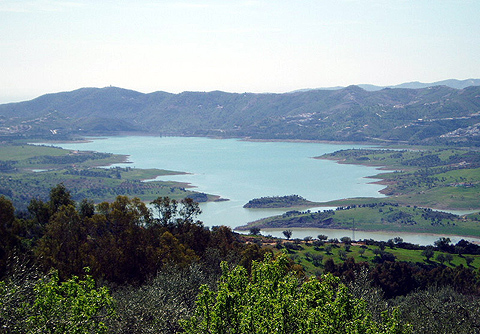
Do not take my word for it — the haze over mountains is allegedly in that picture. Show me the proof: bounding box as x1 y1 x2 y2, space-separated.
1 79 480 146
294 79 480 92
351 78 480 91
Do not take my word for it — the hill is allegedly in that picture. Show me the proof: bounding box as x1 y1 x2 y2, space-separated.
243 195 320 208
357 78 480 91
1 84 480 146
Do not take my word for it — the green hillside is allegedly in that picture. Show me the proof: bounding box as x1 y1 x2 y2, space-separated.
1 85 480 146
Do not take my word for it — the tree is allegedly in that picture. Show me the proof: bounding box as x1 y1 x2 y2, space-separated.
0 196 19 276
371 262 416 299
0 270 114 334
108 263 213 334
422 247 434 262
393 237 403 244
394 286 480 334
436 253 446 265
318 234 328 241
282 229 292 239
26 271 114 334
465 256 474 267
182 253 409 333
434 237 452 252
78 198 95 218
48 183 75 214
179 197 202 223
455 245 465 257
249 226 261 236
311 254 323 267
36 204 87 279
445 253 454 265
90 196 153 283
28 198 50 227
151 197 178 227
156 231 198 267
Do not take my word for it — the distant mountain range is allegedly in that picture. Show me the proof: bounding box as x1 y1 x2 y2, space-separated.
1 80 480 146
360 78 480 91
297 78 480 92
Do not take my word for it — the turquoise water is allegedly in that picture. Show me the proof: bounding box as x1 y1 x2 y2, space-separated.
49 136 479 245
53 136 384 223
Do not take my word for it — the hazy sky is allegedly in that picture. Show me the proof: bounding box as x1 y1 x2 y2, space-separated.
1 0 479 103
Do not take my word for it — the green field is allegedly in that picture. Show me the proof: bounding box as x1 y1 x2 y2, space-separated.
239 202 480 238
265 241 480 276
0 144 68 161
317 147 480 211
0 142 219 210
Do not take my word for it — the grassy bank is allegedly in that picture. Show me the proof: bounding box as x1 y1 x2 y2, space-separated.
238 202 480 238
316 147 480 211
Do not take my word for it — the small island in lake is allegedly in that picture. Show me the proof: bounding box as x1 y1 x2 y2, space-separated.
243 195 321 208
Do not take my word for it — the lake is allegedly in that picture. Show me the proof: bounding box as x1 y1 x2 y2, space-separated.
50 136 479 245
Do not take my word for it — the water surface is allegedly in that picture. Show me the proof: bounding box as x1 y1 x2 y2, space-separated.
49 136 479 245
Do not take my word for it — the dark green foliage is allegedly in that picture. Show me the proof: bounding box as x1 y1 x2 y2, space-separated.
282 229 292 239
421 247 435 261
28 152 112 165
434 237 452 252
249 226 261 235
445 253 454 264
372 250 396 263
243 195 317 208
348 270 480 333
108 263 218 334
242 210 335 230
0 257 41 332
370 262 417 299
47 183 75 213
78 198 95 218
3 185 480 332
465 256 475 267
436 253 447 265
30 192 219 284
0 196 20 277
325 255 480 299
1 185 255 286
393 286 480 334
27 198 50 227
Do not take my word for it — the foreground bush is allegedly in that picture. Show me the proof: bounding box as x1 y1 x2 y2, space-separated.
107 263 218 334
0 268 114 334
182 253 409 334
392 286 480 334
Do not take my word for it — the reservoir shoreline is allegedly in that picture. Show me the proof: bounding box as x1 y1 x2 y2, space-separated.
45 135 479 245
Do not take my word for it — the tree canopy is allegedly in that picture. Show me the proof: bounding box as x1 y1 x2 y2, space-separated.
182 253 409 334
